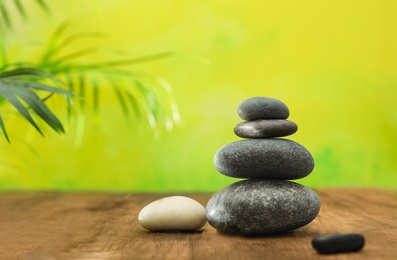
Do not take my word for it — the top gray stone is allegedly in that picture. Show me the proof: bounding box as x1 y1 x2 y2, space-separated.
238 97 290 120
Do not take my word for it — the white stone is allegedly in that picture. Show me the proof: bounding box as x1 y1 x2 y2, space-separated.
138 196 207 231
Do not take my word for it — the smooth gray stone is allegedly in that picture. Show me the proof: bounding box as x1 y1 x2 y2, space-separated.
214 139 314 179
238 97 289 120
234 119 298 138
206 179 320 235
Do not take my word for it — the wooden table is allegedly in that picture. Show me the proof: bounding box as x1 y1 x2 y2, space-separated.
0 188 396 259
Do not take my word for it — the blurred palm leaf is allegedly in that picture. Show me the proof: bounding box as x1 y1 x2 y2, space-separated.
0 0 49 71
0 67 74 142
36 22 180 139
0 0 49 30
0 0 69 143
0 1 180 143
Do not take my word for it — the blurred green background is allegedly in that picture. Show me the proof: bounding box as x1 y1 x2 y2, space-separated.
0 0 396 191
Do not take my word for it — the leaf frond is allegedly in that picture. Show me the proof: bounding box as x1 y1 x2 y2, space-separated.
35 0 50 14
55 32 104 54
14 80 75 95
0 0 50 33
0 4 11 29
11 85 65 133
14 0 27 20
91 76 99 126
0 66 75 141
0 67 57 80
0 113 10 143
76 51 175 68
107 79 132 123
51 48 102 65
0 83 44 135
40 21 70 65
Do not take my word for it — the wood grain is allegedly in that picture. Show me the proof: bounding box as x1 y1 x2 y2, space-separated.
0 189 396 259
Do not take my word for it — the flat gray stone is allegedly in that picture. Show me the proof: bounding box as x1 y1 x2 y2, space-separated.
238 97 289 120
214 139 314 179
234 119 298 138
206 179 320 235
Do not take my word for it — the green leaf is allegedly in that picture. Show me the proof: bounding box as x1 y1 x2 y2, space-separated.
15 0 27 20
0 0 49 32
62 72 75 120
88 51 175 67
0 4 11 29
155 76 181 124
91 76 99 126
11 85 65 133
1 20 180 138
0 76 71 140
0 68 73 102
51 47 100 65
35 0 50 14
125 89 143 124
55 32 104 55
14 80 74 95
107 79 132 124
0 85 43 135
40 21 70 65
0 114 10 143
0 34 6 66
40 23 103 67
133 79 158 130
0 67 58 81
77 72 86 107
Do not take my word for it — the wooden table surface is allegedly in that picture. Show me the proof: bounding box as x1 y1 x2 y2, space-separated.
0 188 396 259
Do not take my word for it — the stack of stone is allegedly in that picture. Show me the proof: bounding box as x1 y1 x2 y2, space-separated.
206 97 320 235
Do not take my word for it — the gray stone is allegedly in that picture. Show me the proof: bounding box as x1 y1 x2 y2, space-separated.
234 119 298 138
206 179 320 235
238 97 289 120
214 139 314 179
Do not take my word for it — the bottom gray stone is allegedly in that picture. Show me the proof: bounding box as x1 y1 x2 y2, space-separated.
206 179 320 235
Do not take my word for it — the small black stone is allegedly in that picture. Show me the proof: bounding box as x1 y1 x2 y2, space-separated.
312 233 365 254
238 97 290 120
234 119 298 138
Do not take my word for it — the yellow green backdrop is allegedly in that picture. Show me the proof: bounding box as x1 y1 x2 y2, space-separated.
1 0 396 191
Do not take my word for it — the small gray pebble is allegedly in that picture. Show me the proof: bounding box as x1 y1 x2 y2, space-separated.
312 233 365 254
214 139 314 180
234 119 298 138
206 179 320 235
238 97 290 120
